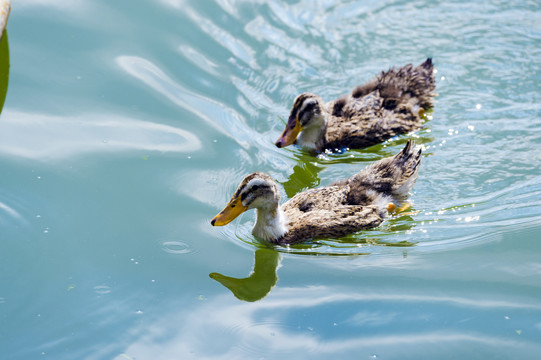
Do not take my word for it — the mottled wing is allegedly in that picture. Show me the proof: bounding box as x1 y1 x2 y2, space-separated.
278 185 383 244
278 205 383 244
323 59 436 151
333 140 422 204
352 58 436 111
282 185 349 214
325 91 415 150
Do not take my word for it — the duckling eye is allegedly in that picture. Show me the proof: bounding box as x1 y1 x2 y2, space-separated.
251 185 260 191
302 101 316 113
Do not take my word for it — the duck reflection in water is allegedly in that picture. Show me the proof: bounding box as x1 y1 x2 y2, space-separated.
0 30 9 116
280 157 323 199
210 248 280 302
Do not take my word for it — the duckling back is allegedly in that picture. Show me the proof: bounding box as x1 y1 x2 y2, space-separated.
323 59 435 151
351 58 436 111
332 140 422 211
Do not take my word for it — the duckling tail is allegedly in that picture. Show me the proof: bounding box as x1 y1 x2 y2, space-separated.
334 140 422 206
387 140 423 198
421 57 433 70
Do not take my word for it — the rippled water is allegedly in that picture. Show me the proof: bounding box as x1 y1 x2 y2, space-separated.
1 0 541 359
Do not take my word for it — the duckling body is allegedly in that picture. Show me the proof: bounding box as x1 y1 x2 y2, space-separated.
276 59 436 152
212 141 422 244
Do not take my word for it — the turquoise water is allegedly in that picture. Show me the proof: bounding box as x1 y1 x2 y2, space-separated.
1 0 541 359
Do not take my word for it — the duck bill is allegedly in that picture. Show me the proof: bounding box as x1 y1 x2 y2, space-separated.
211 196 248 226
275 115 302 148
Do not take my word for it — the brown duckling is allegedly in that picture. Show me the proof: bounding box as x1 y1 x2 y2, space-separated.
275 58 436 152
211 141 422 244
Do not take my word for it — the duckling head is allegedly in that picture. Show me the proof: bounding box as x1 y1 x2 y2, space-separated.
211 172 288 241
211 172 281 226
275 93 326 150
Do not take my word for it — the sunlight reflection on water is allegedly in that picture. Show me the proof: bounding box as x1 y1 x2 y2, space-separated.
0 110 201 159
116 55 253 148
107 285 541 359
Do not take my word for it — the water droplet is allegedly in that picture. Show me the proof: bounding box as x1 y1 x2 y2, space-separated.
36 214 41 218
476 104 482 110
468 125 475 131
440 76 445 81
135 310 144 315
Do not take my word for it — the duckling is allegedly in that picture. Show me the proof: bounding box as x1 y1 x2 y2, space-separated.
211 141 422 244
275 58 435 152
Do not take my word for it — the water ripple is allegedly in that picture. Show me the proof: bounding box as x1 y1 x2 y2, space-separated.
93 285 112 295
245 16 326 65
0 192 34 234
116 55 252 148
112 284 541 358
0 110 201 159
0 201 22 224
161 240 192 255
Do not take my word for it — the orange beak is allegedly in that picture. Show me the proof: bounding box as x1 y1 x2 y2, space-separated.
275 114 302 148
211 195 248 226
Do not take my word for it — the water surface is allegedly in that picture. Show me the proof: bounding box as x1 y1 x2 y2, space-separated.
1 0 541 359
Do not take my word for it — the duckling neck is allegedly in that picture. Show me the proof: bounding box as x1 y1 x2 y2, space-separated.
253 206 289 242
297 114 327 151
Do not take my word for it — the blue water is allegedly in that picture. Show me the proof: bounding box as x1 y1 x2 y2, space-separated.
1 0 541 359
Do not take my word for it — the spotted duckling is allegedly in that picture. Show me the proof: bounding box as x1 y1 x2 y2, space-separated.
275 58 436 153
211 141 422 244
